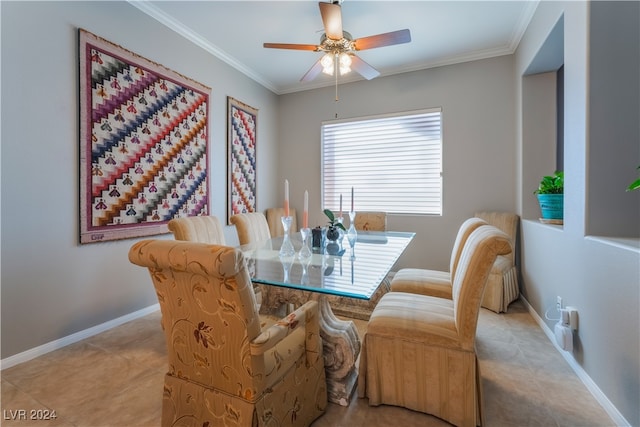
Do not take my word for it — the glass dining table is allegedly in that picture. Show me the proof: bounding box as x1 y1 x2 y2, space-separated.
240 230 415 406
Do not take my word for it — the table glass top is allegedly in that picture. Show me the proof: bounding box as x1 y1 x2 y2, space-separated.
240 231 415 300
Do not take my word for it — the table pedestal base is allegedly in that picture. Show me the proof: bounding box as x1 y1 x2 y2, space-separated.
258 286 361 406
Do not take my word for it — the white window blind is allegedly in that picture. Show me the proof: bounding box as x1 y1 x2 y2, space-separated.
322 108 442 215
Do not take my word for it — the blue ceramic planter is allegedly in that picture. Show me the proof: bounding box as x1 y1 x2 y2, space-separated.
537 194 564 219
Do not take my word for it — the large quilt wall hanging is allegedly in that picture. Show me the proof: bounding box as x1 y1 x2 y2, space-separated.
79 29 211 244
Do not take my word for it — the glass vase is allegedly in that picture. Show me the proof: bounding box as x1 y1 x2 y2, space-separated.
298 227 312 260
279 216 295 257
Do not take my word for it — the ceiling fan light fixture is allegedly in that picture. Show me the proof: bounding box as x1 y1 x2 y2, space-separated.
321 53 334 75
339 52 352 74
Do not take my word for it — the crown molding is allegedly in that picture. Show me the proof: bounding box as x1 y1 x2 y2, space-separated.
128 0 279 93
129 0 540 96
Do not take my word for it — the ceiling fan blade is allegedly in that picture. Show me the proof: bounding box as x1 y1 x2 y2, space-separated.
319 2 343 40
350 55 380 80
263 43 319 51
300 58 324 82
353 29 411 51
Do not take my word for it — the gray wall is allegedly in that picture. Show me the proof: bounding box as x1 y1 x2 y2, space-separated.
516 2 639 425
587 1 640 237
1 1 280 359
1 1 638 426
278 55 517 270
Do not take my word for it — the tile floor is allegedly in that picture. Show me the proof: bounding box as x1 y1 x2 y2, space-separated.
1 299 615 426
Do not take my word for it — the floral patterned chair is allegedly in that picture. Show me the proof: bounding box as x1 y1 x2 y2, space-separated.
353 211 387 232
358 225 512 427
167 215 226 244
129 240 327 427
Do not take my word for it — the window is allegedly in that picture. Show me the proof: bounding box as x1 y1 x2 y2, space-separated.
321 108 442 215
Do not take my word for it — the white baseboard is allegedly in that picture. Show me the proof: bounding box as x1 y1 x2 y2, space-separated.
520 296 630 427
0 304 160 371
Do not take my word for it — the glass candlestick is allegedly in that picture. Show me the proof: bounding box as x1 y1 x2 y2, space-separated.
298 227 312 260
347 211 358 249
279 254 293 283
300 253 311 286
336 216 345 251
279 216 295 257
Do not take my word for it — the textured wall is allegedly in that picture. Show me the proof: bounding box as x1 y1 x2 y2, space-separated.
0 1 279 359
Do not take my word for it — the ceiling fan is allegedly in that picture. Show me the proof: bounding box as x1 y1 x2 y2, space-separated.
263 1 411 83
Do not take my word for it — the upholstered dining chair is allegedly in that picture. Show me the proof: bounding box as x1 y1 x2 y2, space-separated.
265 207 298 237
473 211 520 313
167 215 226 244
230 212 272 245
353 211 387 231
390 217 486 299
129 240 327 427
358 225 512 427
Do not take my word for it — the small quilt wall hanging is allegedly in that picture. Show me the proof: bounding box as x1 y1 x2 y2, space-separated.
227 96 257 222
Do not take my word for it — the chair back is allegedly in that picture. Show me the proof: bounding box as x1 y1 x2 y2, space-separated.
451 225 512 349
265 207 298 237
167 215 226 244
449 217 486 279
230 212 271 245
474 211 519 263
128 240 263 395
354 211 387 231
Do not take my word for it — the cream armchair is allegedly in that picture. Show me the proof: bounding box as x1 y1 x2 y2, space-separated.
474 211 519 313
167 215 226 244
129 240 327 427
265 207 298 237
230 212 272 245
358 225 512 427
390 217 486 298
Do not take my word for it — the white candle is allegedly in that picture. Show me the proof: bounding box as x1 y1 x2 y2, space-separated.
284 179 290 217
351 186 354 212
339 194 343 218
303 190 309 228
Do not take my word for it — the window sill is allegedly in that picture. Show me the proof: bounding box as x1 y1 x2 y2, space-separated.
585 236 640 253
523 218 564 230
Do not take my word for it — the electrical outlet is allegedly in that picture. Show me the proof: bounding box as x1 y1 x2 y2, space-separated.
556 296 563 311
566 306 579 330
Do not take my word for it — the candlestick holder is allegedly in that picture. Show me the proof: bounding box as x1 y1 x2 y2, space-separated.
300 252 311 286
336 216 345 251
279 253 294 283
298 227 312 260
347 211 357 249
279 216 295 257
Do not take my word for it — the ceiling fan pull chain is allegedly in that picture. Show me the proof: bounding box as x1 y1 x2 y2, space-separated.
335 57 339 102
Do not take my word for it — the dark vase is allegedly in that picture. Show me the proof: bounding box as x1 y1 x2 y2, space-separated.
326 242 340 255
326 226 340 241
311 227 323 248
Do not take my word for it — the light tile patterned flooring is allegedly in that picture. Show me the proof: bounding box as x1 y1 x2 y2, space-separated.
1 299 615 426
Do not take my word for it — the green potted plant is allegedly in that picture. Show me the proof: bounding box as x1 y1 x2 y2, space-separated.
323 209 346 241
534 171 564 221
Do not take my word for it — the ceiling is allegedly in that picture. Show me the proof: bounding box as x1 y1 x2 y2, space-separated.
131 1 539 95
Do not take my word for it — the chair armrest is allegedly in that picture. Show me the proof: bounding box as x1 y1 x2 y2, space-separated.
250 300 319 356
